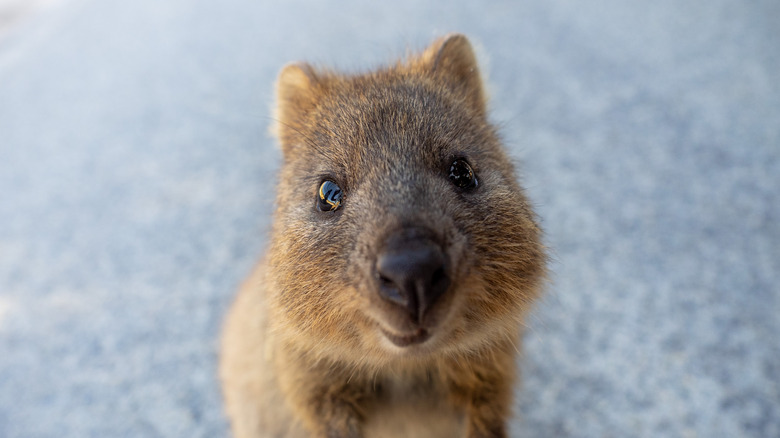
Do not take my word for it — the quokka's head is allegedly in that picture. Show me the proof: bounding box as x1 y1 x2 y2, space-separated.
267 34 546 367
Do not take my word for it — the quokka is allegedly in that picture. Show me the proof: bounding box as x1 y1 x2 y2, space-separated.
220 34 547 438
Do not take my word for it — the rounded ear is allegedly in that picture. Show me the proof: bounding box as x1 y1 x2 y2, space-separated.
275 62 319 125
424 34 486 115
273 63 321 155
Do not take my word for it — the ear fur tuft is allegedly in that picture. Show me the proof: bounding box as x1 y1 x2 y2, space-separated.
273 63 321 149
425 34 486 115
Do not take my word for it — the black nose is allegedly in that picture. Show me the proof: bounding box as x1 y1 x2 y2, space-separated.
375 230 450 324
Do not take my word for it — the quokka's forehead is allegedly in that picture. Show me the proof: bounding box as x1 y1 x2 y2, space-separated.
309 79 492 158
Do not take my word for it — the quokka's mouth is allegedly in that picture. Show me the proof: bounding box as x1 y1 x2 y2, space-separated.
380 328 430 347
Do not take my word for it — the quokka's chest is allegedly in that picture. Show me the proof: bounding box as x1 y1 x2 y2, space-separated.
361 375 466 438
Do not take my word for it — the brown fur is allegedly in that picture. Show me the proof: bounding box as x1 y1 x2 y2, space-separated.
220 34 546 438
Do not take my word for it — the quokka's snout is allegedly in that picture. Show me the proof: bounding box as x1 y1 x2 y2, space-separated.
373 227 451 343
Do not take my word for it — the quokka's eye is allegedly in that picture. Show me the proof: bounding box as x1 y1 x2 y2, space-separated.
317 180 343 212
448 158 478 190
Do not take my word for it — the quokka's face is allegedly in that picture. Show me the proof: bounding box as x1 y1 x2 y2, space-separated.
268 36 545 364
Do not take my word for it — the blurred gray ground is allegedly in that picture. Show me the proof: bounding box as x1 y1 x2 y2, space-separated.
0 0 59 38
0 0 778 437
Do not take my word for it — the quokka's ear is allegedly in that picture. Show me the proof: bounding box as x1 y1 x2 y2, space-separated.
423 34 486 116
273 63 322 151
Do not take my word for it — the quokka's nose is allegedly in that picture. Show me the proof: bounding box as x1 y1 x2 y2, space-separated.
375 230 450 324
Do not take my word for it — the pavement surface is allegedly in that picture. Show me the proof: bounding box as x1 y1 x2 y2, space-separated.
0 0 778 437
